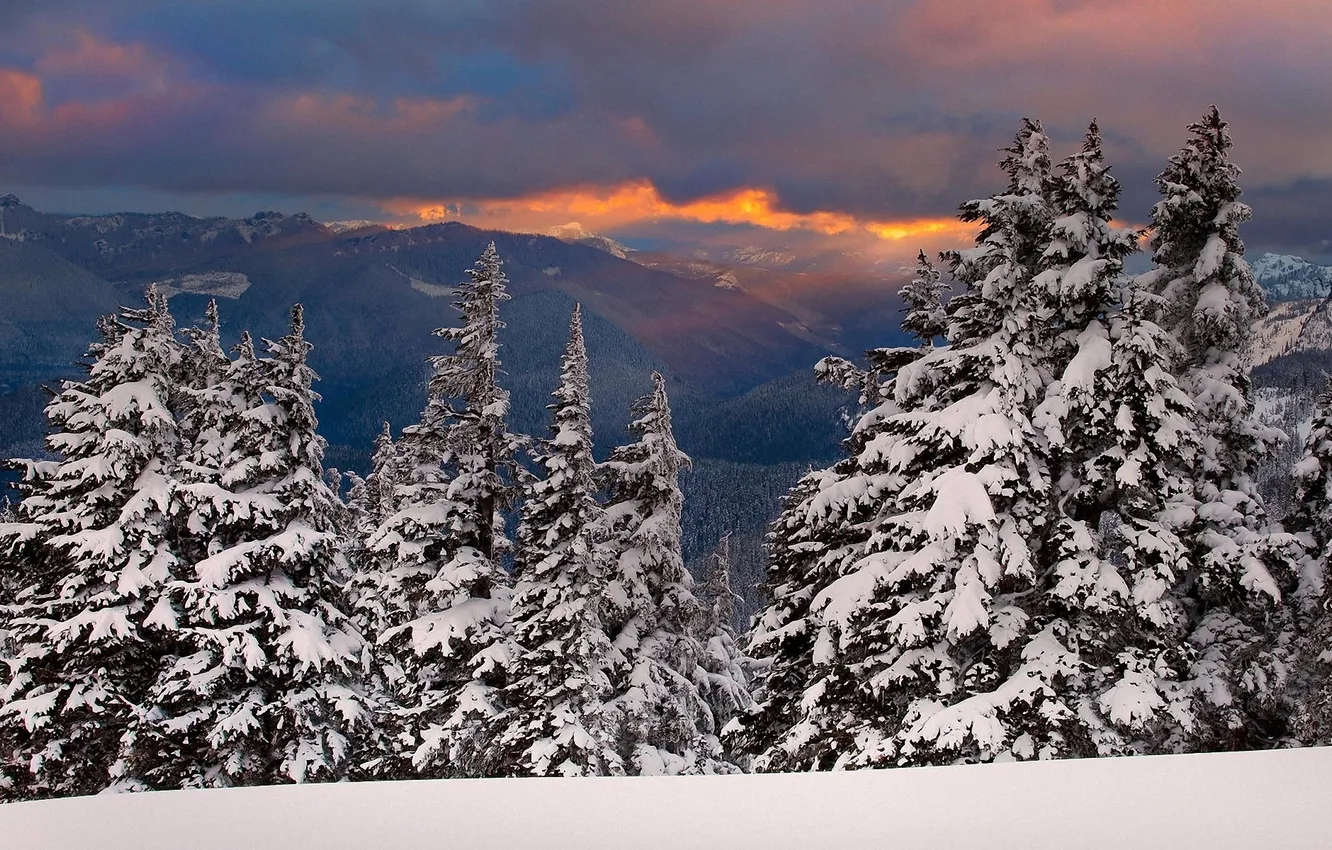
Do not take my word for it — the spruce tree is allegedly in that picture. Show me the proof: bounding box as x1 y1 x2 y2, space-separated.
700 533 742 635
1026 124 1192 753
736 261 945 769
600 372 747 774
900 250 948 346
0 289 183 797
355 243 520 779
1145 106 1296 744
742 119 1069 769
1145 106 1275 489
144 305 369 787
695 532 754 765
1285 379 1332 743
482 305 620 777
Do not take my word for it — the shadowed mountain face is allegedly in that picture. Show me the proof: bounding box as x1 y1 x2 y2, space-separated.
0 199 860 597
0 197 843 398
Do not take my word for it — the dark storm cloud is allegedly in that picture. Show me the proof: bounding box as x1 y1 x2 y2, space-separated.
0 0 1330 253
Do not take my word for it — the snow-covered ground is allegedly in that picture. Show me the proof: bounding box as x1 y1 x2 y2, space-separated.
2 748 1329 849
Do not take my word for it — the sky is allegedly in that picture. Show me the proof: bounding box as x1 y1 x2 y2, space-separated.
2 0 1331 264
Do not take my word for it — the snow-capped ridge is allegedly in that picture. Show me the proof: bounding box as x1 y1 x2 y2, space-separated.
726 246 797 268
549 222 633 259
1252 252 1332 301
323 220 393 234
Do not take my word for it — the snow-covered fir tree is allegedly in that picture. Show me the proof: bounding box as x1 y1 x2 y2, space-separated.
900 250 949 346
1144 106 1296 745
0 289 184 798
1145 106 1276 490
143 304 370 788
1285 379 1332 743
342 421 406 651
694 532 754 765
600 371 748 774
741 118 1072 769
347 422 406 538
176 300 232 451
353 242 521 779
734 252 951 768
1030 123 1221 754
700 533 742 636
481 304 620 777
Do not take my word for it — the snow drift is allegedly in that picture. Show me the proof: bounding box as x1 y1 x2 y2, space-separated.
2 748 1329 849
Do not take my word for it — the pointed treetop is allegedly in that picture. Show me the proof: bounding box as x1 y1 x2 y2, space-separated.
289 303 305 340
1049 119 1124 224
899 250 948 345
1084 118 1101 151
204 298 220 333
466 240 511 298
561 304 587 390
1001 117 1053 197
234 330 256 362
1193 105 1230 151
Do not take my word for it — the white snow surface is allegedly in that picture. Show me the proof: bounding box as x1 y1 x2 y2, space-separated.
152 272 251 300
3 749 1329 849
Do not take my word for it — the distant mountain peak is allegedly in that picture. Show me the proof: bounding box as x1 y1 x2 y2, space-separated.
0 193 25 208
726 246 797 268
323 219 390 234
549 222 632 259
1252 252 1332 301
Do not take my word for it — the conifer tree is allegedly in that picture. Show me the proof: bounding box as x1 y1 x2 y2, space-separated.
700 533 742 635
1145 106 1275 489
743 119 1070 769
144 305 369 788
736 251 948 768
0 289 183 797
600 372 747 774
1285 379 1332 743
482 305 620 777
176 301 231 451
357 423 406 532
343 422 406 642
1144 106 1296 743
900 250 948 346
1026 125 1194 753
695 532 754 764
355 243 520 779
427 240 520 563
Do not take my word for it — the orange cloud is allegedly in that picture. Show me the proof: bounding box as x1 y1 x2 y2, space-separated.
383 180 976 248
35 29 160 81
0 69 43 127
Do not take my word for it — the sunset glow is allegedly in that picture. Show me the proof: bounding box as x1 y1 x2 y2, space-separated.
384 181 977 249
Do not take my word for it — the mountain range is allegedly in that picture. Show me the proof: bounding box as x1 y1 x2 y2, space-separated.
2 195 1330 612
0 196 871 608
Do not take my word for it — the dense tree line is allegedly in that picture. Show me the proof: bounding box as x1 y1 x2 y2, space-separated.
736 107 1331 768
0 244 750 798
2 108 1332 798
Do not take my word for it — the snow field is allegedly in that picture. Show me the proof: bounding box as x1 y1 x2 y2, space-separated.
2 748 1329 849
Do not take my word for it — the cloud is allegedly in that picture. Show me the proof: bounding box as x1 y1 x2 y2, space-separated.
382 180 975 261
0 69 42 126
0 1 1329 255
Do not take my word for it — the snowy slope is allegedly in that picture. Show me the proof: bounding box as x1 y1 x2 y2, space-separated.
1251 299 1322 365
2 749 1330 849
